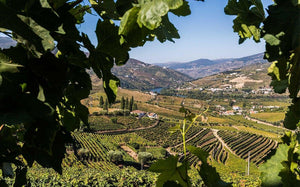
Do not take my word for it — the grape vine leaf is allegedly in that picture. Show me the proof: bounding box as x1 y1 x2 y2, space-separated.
116 0 134 16
154 15 180 43
268 60 289 94
95 19 129 66
170 0 191 17
283 100 300 130
14 166 27 187
149 155 191 187
224 0 265 43
0 62 22 74
137 0 170 30
119 6 152 47
260 133 300 186
262 1 300 129
179 106 196 122
188 146 232 187
260 144 288 186
165 0 184 10
0 2 45 53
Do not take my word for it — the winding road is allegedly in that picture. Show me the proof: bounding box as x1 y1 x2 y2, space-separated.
211 129 236 156
244 115 292 131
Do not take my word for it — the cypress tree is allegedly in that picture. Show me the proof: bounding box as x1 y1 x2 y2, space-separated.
125 97 129 110
133 103 138 110
129 96 134 111
104 98 108 111
99 96 104 107
121 96 125 110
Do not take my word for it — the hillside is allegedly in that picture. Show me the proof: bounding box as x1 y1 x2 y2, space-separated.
89 58 192 91
157 53 267 79
190 61 271 90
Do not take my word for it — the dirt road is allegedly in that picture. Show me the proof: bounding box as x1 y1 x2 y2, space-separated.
120 145 138 162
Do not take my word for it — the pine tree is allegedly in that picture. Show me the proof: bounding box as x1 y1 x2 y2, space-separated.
99 96 104 107
121 96 125 110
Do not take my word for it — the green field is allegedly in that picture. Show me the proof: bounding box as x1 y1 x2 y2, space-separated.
250 112 285 123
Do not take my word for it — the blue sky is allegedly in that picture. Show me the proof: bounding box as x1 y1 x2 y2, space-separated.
79 0 274 64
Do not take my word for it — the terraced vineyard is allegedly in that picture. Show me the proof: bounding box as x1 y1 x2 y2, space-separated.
135 121 203 147
217 130 277 165
174 129 229 165
70 132 157 170
72 133 119 171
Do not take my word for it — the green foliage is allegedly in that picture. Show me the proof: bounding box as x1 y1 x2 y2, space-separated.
129 96 134 111
104 98 109 111
125 97 129 110
138 152 153 164
188 146 232 187
0 0 191 184
110 117 118 124
224 0 265 43
133 103 138 110
149 107 221 187
225 0 300 130
260 132 300 186
149 155 191 187
108 150 124 164
138 152 153 170
121 96 125 110
99 96 104 107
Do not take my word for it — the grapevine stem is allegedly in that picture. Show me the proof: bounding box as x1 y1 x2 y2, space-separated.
182 119 187 158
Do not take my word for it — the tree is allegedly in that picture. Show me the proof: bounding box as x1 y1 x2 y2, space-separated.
104 98 109 111
120 96 125 110
133 103 138 111
125 97 129 110
129 96 134 111
108 150 123 164
138 152 153 170
99 96 104 107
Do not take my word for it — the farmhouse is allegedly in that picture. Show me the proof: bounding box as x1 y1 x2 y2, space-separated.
147 112 158 119
232 105 240 111
130 110 146 118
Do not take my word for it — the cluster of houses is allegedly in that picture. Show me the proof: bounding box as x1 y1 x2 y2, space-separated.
176 85 275 95
130 110 158 119
218 105 244 115
216 104 281 116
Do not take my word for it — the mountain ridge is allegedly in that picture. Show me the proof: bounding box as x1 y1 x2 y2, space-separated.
156 53 267 79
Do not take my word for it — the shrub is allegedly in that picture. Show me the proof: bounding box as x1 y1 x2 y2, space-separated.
111 117 118 124
108 150 123 164
131 142 140 150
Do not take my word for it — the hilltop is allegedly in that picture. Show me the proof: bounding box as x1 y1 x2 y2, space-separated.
89 58 192 91
190 61 271 90
156 53 267 79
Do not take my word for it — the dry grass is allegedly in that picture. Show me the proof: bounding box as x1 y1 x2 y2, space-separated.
138 102 184 119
